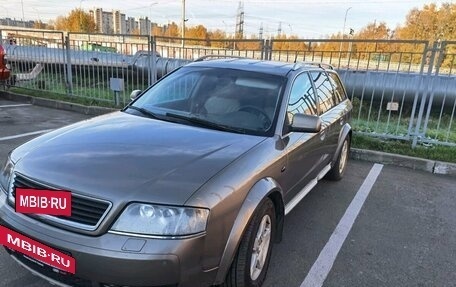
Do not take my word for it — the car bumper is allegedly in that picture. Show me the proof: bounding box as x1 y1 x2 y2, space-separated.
0 192 217 287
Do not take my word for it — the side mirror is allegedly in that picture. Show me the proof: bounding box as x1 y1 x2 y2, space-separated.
290 113 321 133
130 90 142 101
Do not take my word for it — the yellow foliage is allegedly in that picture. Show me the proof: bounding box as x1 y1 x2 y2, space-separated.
53 9 96 33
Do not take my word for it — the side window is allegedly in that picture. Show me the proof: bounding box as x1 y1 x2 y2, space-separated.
310 72 336 114
287 73 317 122
328 72 347 104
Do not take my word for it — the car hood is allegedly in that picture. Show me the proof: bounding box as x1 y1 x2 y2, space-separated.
13 112 265 205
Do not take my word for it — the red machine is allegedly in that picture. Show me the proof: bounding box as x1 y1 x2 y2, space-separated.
0 44 11 82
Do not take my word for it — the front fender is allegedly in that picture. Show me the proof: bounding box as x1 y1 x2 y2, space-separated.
213 177 283 284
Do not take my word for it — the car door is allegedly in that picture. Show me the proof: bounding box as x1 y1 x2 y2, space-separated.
281 72 328 204
327 71 351 151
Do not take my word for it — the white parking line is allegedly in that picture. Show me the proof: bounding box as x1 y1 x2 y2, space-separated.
0 129 54 142
301 163 384 287
0 104 32 108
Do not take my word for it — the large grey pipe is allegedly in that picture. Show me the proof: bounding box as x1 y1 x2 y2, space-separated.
4 45 191 78
338 70 456 108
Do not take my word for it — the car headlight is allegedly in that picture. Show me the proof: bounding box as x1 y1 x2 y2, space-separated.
111 203 209 236
0 156 14 195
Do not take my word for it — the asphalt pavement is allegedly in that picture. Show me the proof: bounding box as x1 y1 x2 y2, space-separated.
1 99 455 287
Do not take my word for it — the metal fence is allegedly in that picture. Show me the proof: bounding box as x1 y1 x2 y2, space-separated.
155 36 265 60
1 28 455 147
267 38 456 147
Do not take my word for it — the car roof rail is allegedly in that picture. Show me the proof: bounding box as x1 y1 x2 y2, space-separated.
193 55 248 62
294 61 335 71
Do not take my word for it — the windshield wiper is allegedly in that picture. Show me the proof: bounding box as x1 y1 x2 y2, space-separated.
165 112 246 134
126 106 160 120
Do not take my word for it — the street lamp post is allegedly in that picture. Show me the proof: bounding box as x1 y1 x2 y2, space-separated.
339 7 352 59
148 2 159 36
21 0 25 26
181 0 186 49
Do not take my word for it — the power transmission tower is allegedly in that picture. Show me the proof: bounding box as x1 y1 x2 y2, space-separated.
235 1 244 39
259 23 263 40
277 21 282 36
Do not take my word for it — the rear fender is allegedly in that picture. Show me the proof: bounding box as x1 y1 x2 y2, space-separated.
332 123 352 163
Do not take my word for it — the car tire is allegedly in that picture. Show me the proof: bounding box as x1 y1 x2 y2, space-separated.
326 136 350 181
222 198 276 287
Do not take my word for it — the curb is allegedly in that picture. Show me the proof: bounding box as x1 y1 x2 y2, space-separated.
351 148 456 177
0 91 117 116
1 90 455 177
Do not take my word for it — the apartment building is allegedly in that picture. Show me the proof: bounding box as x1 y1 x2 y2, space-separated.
90 8 154 35
90 8 114 34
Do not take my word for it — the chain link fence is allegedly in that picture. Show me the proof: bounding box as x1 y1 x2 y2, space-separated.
1 29 455 147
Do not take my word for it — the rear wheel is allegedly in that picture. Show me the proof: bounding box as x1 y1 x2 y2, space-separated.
326 136 350 181
222 198 276 287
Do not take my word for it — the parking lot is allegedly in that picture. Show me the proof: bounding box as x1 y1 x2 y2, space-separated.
0 98 455 287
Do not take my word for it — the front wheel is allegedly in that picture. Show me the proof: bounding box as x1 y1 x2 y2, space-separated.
222 198 276 287
326 136 350 181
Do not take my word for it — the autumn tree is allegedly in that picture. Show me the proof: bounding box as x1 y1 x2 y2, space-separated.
33 21 47 30
313 34 344 59
273 34 307 51
53 9 96 32
236 34 262 51
394 3 456 65
154 22 181 40
185 25 209 45
207 29 228 48
131 28 140 36
395 3 456 42
352 21 393 60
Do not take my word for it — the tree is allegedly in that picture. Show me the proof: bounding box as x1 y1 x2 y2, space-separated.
352 21 393 60
395 3 456 41
53 9 96 33
236 34 262 51
356 21 390 40
167 22 181 38
185 25 208 45
394 3 456 64
273 34 307 51
33 21 47 30
207 29 228 48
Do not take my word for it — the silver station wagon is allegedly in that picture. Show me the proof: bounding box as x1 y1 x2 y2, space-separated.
0 58 352 287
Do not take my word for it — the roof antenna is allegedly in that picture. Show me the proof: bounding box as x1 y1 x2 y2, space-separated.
293 52 298 63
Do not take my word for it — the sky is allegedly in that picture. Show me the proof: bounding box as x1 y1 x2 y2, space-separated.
0 0 450 38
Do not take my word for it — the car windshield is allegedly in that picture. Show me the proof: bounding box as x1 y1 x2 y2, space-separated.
130 66 285 136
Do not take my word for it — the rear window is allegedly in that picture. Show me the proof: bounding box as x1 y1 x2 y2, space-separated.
310 72 336 114
328 72 347 104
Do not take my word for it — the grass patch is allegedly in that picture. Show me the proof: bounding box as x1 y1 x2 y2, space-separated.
12 69 149 107
351 97 456 144
352 134 456 163
9 87 119 109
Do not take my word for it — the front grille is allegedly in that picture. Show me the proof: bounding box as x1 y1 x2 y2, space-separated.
10 173 111 230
